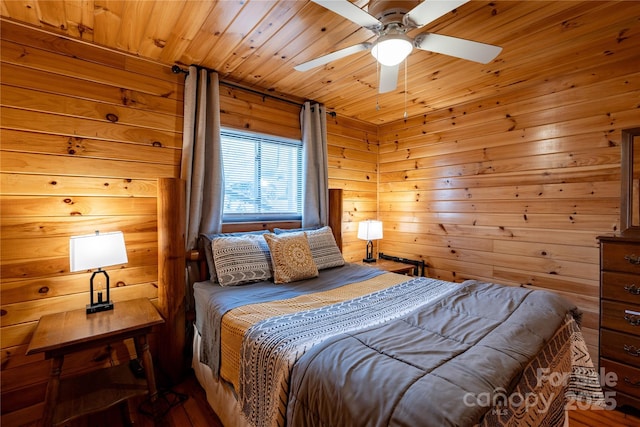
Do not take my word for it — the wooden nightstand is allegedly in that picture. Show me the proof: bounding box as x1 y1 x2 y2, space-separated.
26 298 164 427
356 259 416 275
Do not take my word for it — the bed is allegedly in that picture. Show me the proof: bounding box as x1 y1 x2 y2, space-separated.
188 232 603 427
155 181 604 427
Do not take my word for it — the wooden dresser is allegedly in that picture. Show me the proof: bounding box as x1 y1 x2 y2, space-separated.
599 235 640 410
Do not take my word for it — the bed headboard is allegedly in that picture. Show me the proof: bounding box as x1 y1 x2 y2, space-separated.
328 188 343 251
157 178 186 385
156 179 343 383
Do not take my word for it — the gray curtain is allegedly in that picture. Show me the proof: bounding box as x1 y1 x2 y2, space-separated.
301 101 329 227
181 66 224 287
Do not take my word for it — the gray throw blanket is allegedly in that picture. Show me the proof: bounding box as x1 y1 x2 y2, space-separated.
285 280 592 427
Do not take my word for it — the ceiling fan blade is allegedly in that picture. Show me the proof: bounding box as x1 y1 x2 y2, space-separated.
414 33 502 63
294 43 372 72
312 0 382 30
404 0 470 29
379 64 399 93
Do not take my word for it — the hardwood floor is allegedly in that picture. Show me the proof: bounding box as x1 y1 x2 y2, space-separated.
60 370 223 427
30 368 640 427
567 405 640 427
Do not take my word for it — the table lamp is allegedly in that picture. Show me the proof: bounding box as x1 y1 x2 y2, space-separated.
70 231 128 314
357 220 383 263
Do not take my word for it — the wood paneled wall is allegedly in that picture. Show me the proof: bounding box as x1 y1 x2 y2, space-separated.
0 21 376 424
0 21 182 426
377 14 639 360
327 114 379 262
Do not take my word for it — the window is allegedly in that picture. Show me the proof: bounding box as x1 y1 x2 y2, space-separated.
221 129 302 222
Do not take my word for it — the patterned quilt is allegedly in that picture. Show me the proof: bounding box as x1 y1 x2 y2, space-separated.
222 271 412 391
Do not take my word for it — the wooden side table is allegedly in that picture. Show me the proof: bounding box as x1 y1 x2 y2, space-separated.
26 298 164 427
356 258 416 275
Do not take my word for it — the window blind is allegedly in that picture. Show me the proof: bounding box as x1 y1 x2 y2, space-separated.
221 129 302 222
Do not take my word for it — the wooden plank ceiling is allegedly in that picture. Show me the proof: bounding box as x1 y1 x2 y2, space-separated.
1 0 637 124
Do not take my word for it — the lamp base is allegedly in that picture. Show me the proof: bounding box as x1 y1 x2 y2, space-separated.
86 301 114 314
362 240 377 263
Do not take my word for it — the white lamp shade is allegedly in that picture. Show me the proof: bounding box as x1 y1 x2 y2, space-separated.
357 220 383 241
69 231 128 272
371 34 413 66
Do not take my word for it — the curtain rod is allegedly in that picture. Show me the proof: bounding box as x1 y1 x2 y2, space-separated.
172 64 304 108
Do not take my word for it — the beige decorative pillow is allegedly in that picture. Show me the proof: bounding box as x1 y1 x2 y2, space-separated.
264 232 318 284
273 226 344 270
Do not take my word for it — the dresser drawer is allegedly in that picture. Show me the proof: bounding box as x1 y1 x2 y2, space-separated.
602 271 640 302
601 241 640 274
601 329 640 366
601 300 640 336
600 358 640 399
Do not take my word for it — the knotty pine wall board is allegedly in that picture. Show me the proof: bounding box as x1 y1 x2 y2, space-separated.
0 21 180 423
326 114 380 262
377 15 638 361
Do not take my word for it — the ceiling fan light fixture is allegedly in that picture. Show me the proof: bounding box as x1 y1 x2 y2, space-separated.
371 33 413 66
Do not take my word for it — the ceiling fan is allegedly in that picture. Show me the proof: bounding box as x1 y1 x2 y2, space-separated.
294 0 502 93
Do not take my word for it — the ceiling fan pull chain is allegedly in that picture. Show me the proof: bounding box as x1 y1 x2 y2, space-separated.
403 57 408 119
376 61 381 111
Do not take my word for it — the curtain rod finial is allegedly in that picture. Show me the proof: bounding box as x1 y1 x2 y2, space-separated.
172 65 188 74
